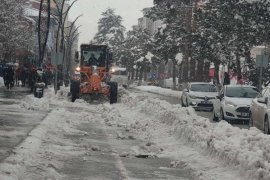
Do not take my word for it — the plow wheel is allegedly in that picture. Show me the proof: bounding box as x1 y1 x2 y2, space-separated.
71 81 80 102
108 82 118 104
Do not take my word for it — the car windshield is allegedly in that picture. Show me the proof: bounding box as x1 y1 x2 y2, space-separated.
226 87 259 98
190 84 217 92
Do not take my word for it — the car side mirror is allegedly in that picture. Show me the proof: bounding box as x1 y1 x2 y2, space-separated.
258 97 268 104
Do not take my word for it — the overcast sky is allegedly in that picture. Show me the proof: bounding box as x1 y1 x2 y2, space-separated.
69 0 153 46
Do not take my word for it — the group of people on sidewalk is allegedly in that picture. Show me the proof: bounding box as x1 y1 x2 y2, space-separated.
2 64 53 91
223 72 244 86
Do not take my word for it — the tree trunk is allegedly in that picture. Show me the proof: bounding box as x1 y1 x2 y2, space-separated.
144 69 148 82
203 61 210 82
244 48 252 64
189 59 196 81
131 69 135 80
138 66 143 85
182 55 189 82
172 60 177 90
178 63 182 83
135 68 139 80
197 60 204 82
214 61 220 85
158 61 165 87
236 51 241 77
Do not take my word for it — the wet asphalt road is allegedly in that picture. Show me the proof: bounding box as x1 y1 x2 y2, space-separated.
129 88 249 129
58 114 191 180
0 86 47 161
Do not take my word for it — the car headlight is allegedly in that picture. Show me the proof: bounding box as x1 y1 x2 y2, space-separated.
75 66 80 71
225 101 237 107
189 94 197 99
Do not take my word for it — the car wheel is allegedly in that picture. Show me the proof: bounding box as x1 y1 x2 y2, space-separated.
212 109 218 122
219 109 225 121
264 117 270 134
249 112 253 128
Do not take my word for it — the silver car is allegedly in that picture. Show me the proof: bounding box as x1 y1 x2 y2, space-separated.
250 86 270 134
181 82 218 111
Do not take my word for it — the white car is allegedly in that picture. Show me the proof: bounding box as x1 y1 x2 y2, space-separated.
181 82 219 111
249 86 270 134
110 66 128 88
212 85 259 122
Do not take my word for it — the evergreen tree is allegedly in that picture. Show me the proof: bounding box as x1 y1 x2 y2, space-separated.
146 1 190 88
119 28 153 82
94 8 125 63
193 0 270 84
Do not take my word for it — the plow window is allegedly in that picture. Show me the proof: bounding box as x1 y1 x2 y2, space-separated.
82 50 106 67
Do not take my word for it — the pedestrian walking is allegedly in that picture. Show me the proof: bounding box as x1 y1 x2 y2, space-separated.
15 66 21 86
5 66 14 89
223 72 230 86
237 75 244 85
29 65 37 92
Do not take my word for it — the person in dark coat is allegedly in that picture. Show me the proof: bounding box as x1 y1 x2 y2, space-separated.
223 72 230 86
5 66 14 89
29 66 37 92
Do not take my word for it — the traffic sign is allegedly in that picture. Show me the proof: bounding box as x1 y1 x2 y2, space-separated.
51 52 63 66
256 55 269 68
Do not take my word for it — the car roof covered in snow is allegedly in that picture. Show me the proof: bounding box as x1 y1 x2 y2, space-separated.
225 85 256 88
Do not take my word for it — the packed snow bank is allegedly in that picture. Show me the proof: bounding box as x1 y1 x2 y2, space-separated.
20 95 50 111
104 93 270 180
134 85 182 98
0 77 4 87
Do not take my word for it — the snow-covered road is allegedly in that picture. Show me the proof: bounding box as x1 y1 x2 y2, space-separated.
0 84 269 180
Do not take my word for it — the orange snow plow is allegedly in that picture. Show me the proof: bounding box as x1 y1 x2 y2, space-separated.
70 44 117 104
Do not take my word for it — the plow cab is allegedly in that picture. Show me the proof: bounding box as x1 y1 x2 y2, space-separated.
70 44 118 104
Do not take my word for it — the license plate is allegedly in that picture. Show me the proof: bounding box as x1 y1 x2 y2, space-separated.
241 113 249 117
36 88 42 92
201 101 212 104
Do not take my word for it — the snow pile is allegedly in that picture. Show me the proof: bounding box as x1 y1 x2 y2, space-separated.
20 95 49 111
107 93 270 180
135 85 182 98
0 77 4 87
145 52 154 63
0 107 94 180
175 53 183 64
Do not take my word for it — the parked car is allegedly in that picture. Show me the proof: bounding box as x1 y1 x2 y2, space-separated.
249 86 270 134
181 82 218 111
212 85 259 122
